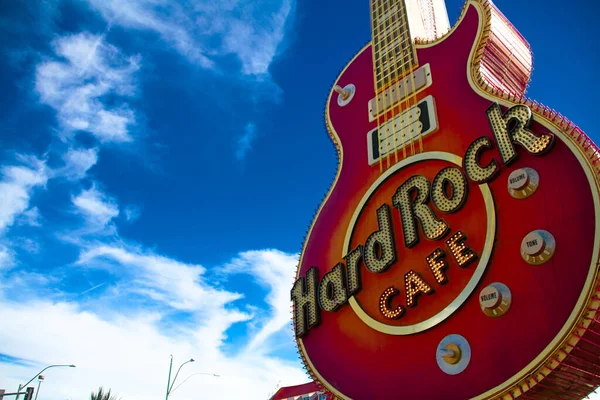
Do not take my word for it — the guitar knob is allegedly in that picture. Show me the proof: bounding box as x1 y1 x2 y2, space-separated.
479 282 512 317
521 230 556 265
507 167 539 199
333 84 356 107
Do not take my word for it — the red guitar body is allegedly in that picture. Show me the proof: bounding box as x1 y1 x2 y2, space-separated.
294 1 600 399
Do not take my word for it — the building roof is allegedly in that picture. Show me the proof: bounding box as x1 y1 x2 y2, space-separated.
269 381 320 400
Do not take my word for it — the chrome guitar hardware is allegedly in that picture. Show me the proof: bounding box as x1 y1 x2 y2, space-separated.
368 63 432 122
367 95 438 165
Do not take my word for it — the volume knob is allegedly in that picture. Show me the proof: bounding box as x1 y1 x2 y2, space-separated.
507 167 539 199
479 282 512 317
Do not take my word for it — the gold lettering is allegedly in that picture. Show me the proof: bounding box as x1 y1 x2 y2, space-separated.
291 266 320 338
431 167 468 213
379 286 405 320
426 248 449 284
392 175 449 248
344 246 363 296
364 204 396 274
404 270 434 308
464 136 499 183
445 231 477 267
487 103 554 165
318 263 348 312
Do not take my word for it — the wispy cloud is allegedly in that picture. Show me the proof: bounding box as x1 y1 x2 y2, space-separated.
58 147 99 181
35 32 140 143
15 207 42 228
223 249 298 353
0 155 48 234
236 122 257 160
77 244 245 315
71 184 120 234
84 0 294 76
123 205 141 222
0 245 15 270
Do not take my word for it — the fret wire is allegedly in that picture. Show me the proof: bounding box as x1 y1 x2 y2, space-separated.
376 56 413 78
371 0 400 31
372 0 390 19
374 5 403 28
374 0 396 167
375 59 414 81
374 36 412 61
374 0 396 89
374 19 407 38
377 57 414 89
374 27 411 53
376 47 413 70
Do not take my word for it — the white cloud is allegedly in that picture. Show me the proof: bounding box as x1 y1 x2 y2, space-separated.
236 122 257 160
77 244 244 315
0 299 306 400
35 32 140 143
58 147 99 181
0 247 307 400
85 0 294 76
124 205 141 222
16 206 42 227
0 244 15 270
223 250 298 353
0 156 48 233
71 184 119 234
223 0 292 75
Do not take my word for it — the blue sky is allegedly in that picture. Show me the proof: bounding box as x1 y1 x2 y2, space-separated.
0 0 598 399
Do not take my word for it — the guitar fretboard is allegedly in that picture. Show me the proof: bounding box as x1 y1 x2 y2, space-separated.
370 0 418 92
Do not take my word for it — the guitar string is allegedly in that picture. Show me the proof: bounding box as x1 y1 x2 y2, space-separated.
372 0 423 170
380 0 401 168
386 2 408 164
405 2 423 155
396 3 413 159
378 0 392 170
374 0 412 168
370 0 385 173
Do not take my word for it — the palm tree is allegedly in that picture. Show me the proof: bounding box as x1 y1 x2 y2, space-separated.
90 387 120 400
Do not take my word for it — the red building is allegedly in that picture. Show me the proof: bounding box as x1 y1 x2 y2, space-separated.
269 381 326 400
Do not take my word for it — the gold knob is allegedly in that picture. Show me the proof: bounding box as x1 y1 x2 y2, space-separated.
507 167 539 199
436 334 471 375
441 344 462 365
479 282 512 318
520 230 556 265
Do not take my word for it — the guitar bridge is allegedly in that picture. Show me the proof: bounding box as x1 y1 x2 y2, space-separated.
367 95 438 166
368 64 432 122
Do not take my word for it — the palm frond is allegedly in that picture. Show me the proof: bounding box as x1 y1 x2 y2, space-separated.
91 386 120 400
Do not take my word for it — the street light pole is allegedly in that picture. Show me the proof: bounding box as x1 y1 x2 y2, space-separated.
165 355 173 400
34 376 43 400
169 372 220 394
16 364 76 400
165 356 194 400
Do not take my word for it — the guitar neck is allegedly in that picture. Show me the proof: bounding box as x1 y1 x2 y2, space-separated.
370 0 450 92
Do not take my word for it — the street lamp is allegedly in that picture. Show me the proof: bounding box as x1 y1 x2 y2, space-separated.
170 372 220 394
34 375 44 400
16 364 76 400
165 356 194 400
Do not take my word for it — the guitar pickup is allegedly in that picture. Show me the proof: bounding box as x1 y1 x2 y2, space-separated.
367 95 438 166
368 63 432 122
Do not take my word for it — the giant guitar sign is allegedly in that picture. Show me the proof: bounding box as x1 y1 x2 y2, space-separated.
291 0 600 399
